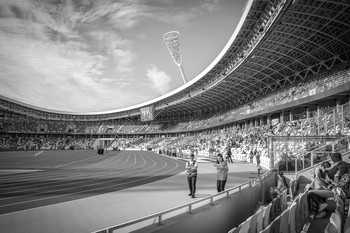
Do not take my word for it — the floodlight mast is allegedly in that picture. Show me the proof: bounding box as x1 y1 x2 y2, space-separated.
163 31 187 84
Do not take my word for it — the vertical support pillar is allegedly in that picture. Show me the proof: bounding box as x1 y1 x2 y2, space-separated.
280 110 285 125
336 98 340 113
341 105 344 133
268 137 274 169
317 105 320 135
306 107 311 134
349 96 350 119
333 109 336 134
267 115 272 126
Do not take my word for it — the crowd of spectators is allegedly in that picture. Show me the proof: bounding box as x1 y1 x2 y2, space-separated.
1 66 349 135
111 100 350 171
1 101 349 173
1 66 350 169
0 136 94 151
230 66 350 117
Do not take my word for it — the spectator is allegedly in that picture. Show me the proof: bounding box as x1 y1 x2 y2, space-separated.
308 152 350 218
270 171 289 200
186 154 198 198
309 161 331 190
213 153 229 193
226 146 233 163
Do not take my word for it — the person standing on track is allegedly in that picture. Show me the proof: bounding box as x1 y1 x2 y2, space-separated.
186 154 198 198
213 153 229 192
226 146 233 163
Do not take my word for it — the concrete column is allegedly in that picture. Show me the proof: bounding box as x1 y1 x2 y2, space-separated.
280 110 284 125
306 107 310 119
267 115 271 126
336 98 340 113
316 104 320 135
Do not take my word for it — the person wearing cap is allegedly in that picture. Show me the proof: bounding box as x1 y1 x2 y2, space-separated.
186 154 198 198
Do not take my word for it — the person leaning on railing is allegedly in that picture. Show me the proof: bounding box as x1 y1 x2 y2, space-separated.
309 161 331 190
307 152 350 219
270 171 289 200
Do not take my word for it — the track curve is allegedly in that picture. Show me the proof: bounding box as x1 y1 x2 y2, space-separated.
0 150 186 215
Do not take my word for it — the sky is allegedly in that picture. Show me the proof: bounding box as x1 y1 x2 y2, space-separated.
0 0 248 113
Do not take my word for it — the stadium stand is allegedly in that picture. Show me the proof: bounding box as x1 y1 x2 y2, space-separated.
1 0 350 232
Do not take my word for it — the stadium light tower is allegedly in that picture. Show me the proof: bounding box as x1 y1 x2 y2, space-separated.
163 31 187 84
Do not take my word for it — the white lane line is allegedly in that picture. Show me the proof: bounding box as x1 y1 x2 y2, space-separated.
0 152 181 210
54 156 101 169
0 152 155 201
33 151 44 157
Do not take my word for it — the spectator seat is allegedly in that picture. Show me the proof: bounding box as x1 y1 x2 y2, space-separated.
288 201 297 233
263 202 273 228
324 222 339 233
279 208 289 233
330 212 342 233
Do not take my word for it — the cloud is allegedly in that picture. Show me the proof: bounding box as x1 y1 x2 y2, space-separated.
0 36 106 109
75 0 204 28
0 0 223 112
136 33 147 40
145 66 171 95
0 0 139 107
198 0 221 12
123 0 223 28
75 1 148 29
87 30 136 74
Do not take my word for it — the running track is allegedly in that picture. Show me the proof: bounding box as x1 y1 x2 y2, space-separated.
0 150 186 215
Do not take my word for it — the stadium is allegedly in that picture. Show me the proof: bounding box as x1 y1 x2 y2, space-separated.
1 0 350 232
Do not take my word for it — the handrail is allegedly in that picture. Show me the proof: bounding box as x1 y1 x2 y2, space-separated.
91 171 271 233
277 134 350 178
91 136 349 232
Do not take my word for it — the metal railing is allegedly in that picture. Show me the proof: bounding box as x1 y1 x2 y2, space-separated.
277 134 350 174
91 135 350 233
91 171 271 233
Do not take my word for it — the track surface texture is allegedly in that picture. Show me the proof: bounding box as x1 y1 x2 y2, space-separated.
0 150 263 233
0 150 185 215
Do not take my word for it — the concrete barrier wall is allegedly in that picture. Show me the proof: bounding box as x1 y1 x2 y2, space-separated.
134 173 276 233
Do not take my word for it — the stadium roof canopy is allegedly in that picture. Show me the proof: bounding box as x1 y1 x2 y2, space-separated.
153 0 350 118
1 0 350 121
